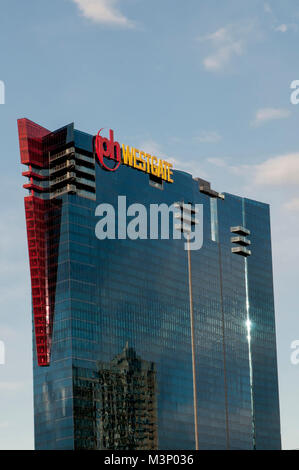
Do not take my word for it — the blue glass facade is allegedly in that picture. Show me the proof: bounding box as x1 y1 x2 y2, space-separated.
21 122 281 450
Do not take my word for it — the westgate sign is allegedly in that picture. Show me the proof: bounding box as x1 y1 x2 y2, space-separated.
95 128 174 183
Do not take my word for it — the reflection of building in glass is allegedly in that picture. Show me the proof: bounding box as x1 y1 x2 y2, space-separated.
73 344 158 450
99 343 157 450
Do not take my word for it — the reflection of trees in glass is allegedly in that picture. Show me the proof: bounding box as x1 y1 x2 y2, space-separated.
73 343 158 450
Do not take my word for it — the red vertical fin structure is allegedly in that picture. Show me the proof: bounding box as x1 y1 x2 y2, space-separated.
18 119 52 366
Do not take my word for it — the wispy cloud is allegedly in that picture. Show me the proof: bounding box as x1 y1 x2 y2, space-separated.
227 153 299 212
285 198 299 212
252 107 291 126
254 153 299 186
207 157 227 167
138 139 207 178
194 131 222 144
0 421 10 429
208 152 299 188
0 382 25 392
170 157 207 178
264 3 272 14
227 153 299 187
138 139 165 159
71 0 135 28
198 22 254 71
274 23 297 33
275 24 288 33
264 3 297 33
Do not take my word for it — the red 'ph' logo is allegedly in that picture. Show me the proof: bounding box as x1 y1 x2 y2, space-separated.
95 129 121 172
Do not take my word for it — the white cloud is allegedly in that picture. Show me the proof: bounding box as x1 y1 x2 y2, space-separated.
138 139 165 158
274 23 298 33
203 43 242 71
207 157 227 167
264 3 272 14
71 0 134 28
207 152 299 190
138 139 207 178
254 153 299 186
0 382 25 392
195 131 222 143
0 422 10 429
275 24 288 33
264 3 298 33
252 107 291 126
199 23 254 71
169 156 207 178
285 198 299 211
229 163 253 176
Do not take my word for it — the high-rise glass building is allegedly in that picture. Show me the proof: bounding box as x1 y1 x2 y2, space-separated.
18 118 281 450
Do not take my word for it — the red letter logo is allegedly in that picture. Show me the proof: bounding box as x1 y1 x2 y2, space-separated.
95 129 121 172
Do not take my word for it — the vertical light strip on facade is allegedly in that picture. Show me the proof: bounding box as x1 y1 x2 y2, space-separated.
243 200 256 449
244 257 256 449
187 235 199 451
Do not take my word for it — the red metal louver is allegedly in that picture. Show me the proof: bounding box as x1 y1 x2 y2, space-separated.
18 119 52 366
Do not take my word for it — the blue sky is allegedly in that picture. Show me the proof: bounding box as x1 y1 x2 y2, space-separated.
0 0 299 449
